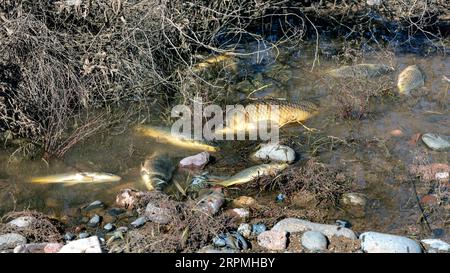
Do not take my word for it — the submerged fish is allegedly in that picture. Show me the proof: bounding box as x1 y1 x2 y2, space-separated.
397 65 424 95
31 172 121 185
327 64 394 79
192 52 236 73
140 153 175 191
220 99 319 134
135 126 219 152
211 163 288 187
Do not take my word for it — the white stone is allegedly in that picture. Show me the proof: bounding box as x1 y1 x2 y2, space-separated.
7 216 35 228
360 232 422 253
0 233 27 250
237 223 252 238
421 239 450 252
301 231 328 251
272 218 357 239
58 236 102 253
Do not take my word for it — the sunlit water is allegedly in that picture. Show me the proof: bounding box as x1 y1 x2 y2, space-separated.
0 42 448 240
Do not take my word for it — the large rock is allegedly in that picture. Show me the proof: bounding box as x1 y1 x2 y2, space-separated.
272 218 357 239
301 231 328 251
7 216 36 228
0 233 27 250
252 143 295 163
257 230 287 250
58 236 102 253
421 133 450 151
360 232 422 253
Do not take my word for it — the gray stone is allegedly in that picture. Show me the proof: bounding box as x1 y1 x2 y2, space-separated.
360 232 422 253
13 243 63 253
144 202 171 224
64 232 76 241
7 216 35 228
130 216 147 228
0 233 27 250
421 239 450 252
257 230 287 250
79 232 90 239
272 218 357 239
103 223 115 232
58 236 102 253
87 214 101 227
422 133 450 151
301 231 328 251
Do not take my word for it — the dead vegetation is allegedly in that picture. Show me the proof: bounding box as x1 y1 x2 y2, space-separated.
0 210 64 243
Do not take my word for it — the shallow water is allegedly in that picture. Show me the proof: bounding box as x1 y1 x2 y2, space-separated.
0 42 448 241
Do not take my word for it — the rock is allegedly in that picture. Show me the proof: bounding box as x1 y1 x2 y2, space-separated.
253 143 295 163
257 230 287 250
272 218 357 240
275 193 286 202
7 216 35 228
336 220 351 228
389 129 403 137
397 64 425 95
0 233 27 250
420 194 439 206
58 236 102 253
107 208 126 217
103 223 115 232
79 232 90 239
144 202 172 224
360 232 422 253
179 152 210 169
64 232 76 241
213 232 248 250
83 200 104 211
87 214 101 227
232 196 257 208
115 188 146 209
13 243 63 253
226 208 250 219
421 239 450 252
130 216 147 228
237 223 252 238
341 192 367 206
301 231 328 251
195 188 225 215
252 223 267 235
422 133 450 151
197 245 237 253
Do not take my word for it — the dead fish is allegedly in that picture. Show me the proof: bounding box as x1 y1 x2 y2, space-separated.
194 187 225 215
397 65 425 95
327 64 394 79
140 153 175 191
221 99 319 134
211 163 288 187
135 125 219 152
30 172 121 185
192 52 236 73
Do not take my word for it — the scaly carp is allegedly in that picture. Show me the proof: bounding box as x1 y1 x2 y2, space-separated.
328 64 394 79
220 99 319 134
140 153 175 191
192 52 236 73
210 163 288 187
135 125 219 152
31 172 121 185
397 65 425 95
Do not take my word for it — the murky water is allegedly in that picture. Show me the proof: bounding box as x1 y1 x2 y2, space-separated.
0 42 448 240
